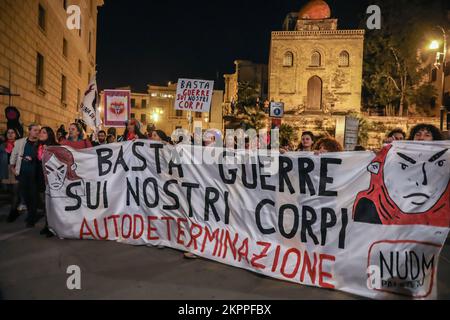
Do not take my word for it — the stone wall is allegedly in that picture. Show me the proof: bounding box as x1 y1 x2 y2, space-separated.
363 116 441 148
282 114 441 149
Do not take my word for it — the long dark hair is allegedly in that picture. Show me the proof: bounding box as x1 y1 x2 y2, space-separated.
4 128 19 141
39 127 59 146
154 130 172 144
297 131 315 151
387 128 406 139
69 122 86 141
122 120 147 140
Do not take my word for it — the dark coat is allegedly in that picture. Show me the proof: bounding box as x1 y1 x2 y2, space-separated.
0 143 11 180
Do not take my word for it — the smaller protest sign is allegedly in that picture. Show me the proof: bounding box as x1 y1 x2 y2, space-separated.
175 79 214 112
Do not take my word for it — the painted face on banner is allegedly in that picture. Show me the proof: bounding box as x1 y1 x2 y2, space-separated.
45 154 69 190
383 148 449 213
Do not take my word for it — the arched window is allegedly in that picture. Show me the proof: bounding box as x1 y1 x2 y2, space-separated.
283 51 294 67
339 51 350 67
311 51 321 67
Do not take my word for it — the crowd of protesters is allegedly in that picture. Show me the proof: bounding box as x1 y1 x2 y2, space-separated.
0 119 447 257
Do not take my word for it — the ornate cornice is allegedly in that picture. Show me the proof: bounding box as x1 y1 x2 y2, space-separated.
272 30 365 40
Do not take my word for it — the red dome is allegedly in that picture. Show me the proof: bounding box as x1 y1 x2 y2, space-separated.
298 0 331 20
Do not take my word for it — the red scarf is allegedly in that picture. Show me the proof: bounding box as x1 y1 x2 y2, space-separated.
5 140 14 154
353 145 450 227
37 144 44 161
127 132 136 141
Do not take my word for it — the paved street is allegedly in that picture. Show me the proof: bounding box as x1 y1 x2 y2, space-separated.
0 199 449 300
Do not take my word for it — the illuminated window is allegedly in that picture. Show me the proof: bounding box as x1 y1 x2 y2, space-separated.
339 51 349 67
283 51 294 67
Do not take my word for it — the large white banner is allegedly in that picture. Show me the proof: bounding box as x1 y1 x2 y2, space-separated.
44 141 450 299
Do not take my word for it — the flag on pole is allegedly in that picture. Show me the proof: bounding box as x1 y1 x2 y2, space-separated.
80 75 101 131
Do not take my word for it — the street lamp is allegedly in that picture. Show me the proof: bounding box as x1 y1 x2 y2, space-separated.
151 112 160 122
429 40 440 50
151 108 163 123
429 26 448 131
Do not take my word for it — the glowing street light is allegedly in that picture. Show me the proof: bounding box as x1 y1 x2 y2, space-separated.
428 26 448 131
151 108 163 122
429 40 440 50
151 112 160 122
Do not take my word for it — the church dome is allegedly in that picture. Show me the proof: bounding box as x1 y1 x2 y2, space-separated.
298 0 331 20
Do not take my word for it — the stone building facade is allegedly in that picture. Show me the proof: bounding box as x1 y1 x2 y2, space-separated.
223 60 268 114
269 0 364 115
0 0 103 131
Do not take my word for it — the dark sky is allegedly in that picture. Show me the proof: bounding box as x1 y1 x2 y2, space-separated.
96 0 371 92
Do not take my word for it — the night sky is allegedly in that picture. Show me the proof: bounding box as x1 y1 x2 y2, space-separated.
96 0 372 92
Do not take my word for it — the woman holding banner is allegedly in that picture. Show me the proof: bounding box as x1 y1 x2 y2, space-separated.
314 137 344 153
36 127 59 237
61 123 92 149
1 128 21 222
408 124 443 141
119 119 147 142
297 131 315 152
150 129 172 144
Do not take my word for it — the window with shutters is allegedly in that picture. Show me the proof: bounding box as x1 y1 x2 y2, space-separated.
311 51 321 67
338 51 349 67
